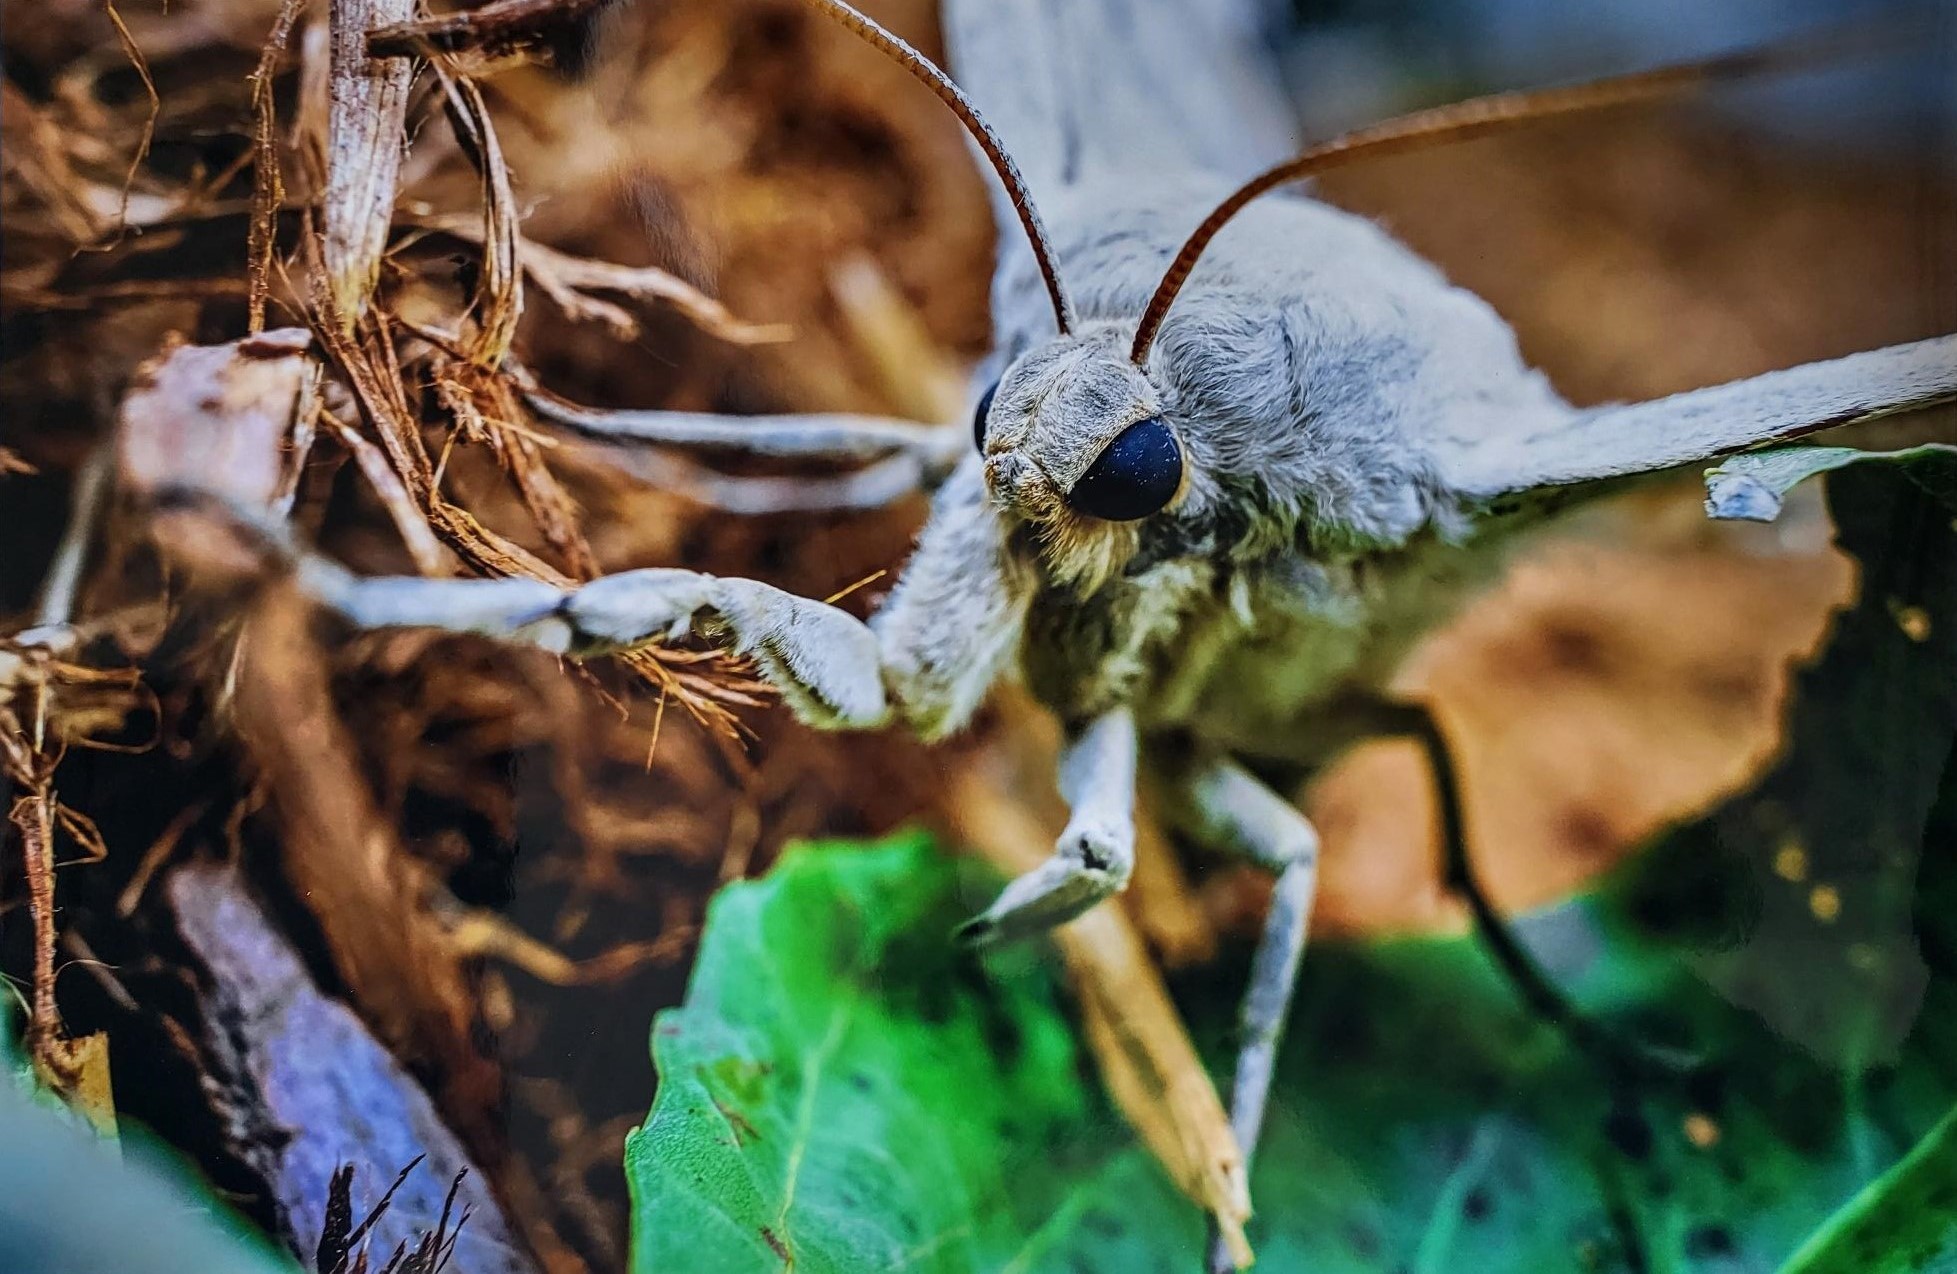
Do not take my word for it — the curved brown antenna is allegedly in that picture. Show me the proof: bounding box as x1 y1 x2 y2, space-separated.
1130 39 1839 363
802 0 1074 334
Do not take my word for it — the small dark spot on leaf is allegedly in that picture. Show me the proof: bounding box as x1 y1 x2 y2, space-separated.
1081 1210 1124 1239
710 1096 759 1147
846 1071 873 1094
1685 1225 1736 1259
1344 1221 1382 1260
1684 1066 1727 1114
760 1225 791 1263
1462 1187 1493 1221
1604 1105 1654 1161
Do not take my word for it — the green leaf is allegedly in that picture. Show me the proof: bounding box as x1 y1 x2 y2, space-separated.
1780 1100 1957 1274
1704 443 1957 522
626 832 1175 1274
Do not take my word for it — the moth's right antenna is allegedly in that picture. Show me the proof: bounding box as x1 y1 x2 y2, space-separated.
800 0 1075 335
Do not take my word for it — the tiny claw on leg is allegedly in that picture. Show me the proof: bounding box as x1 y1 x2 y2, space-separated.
954 830 1129 947
958 708 1137 947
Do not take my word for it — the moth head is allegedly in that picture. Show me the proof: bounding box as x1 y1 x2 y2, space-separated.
973 327 1185 590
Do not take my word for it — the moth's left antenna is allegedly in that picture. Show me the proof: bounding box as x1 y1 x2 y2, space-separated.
1129 36 1848 364
801 0 1075 335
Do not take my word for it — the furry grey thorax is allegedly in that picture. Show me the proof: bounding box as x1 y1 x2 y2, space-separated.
966 176 1569 753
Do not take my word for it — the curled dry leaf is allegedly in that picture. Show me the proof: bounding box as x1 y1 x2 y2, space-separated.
115 327 315 509
428 63 523 370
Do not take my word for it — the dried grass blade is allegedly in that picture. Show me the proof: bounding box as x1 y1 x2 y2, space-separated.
431 370 596 577
427 65 522 368
249 0 310 333
322 411 449 574
325 0 416 330
0 81 107 243
10 787 61 1066
102 0 159 236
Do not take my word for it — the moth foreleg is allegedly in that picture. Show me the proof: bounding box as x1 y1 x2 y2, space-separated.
1159 755 1321 1274
298 457 1020 738
302 558 891 730
955 707 1138 947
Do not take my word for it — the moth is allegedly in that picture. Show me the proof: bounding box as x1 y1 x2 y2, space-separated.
291 0 1957 1266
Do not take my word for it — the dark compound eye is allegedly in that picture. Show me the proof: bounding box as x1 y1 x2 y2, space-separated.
1066 416 1183 522
972 379 999 453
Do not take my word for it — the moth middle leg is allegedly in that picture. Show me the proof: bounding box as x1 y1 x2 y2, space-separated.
526 388 965 513
1155 751 1322 1274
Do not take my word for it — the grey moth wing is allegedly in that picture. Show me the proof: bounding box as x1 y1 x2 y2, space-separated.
1434 335 1957 504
